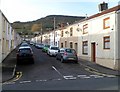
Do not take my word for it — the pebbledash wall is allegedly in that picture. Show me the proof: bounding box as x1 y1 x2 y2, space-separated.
76 5 120 70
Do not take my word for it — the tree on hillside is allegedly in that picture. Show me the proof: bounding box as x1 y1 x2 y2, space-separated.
31 24 42 32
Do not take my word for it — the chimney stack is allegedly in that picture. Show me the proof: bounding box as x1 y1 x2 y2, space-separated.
98 2 108 12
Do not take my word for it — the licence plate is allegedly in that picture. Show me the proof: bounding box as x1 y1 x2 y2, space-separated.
68 58 74 60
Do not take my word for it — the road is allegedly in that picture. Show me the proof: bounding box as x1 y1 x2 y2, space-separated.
2 45 119 90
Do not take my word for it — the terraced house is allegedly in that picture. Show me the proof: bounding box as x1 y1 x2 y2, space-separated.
60 4 120 70
32 3 120 70
0 10 21 63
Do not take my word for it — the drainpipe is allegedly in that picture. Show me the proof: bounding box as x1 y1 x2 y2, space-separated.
114 11 119 69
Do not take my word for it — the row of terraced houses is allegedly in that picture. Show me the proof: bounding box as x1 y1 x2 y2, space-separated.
32 4 120 70
0 10 22 63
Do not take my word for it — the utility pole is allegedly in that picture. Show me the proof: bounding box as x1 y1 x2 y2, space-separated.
54 17 56 45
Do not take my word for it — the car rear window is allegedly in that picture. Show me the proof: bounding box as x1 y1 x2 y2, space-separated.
21 44 29 46
51 47 59 50
65 49 76 53
19 49 31 53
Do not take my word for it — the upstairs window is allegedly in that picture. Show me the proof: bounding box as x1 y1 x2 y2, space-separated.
70 27 73 36
83 24 88 34
103 17 110 29
55 32 57 37
61 31 64 37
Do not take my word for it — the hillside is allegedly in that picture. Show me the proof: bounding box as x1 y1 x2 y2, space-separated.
12 15 85 35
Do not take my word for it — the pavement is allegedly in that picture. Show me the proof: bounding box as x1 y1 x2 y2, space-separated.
1 47 18 83
1 48 120 83
78 58 120 76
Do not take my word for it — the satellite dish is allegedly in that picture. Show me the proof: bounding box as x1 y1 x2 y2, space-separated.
76 28 82 32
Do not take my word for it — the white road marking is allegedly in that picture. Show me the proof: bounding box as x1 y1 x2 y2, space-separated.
77 75 91 79
3 82 16 85
82 76 91 79
63 75 77 80
53 78 62 81
52 66 63 77
77 75 87 77
36 80 47 82
106 75 116 78
90 75 104 78
20 81 31 84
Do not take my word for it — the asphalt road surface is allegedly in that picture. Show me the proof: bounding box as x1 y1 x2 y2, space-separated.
2 45 119 90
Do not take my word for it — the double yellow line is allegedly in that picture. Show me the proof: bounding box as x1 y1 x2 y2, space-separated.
3 71 22 85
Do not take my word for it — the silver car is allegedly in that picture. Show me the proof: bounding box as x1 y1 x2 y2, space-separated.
56 48 78 63
47 46 59 56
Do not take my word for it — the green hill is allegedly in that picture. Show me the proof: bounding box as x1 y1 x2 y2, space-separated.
12 15 85 35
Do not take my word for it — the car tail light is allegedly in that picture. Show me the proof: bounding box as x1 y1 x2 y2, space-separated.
64 52 67 56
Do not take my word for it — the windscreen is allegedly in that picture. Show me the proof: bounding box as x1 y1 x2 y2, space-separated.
51 47 59 50
65 49 76 53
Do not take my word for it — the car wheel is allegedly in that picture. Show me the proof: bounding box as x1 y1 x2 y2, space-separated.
75 60 78 63
30 60 34 64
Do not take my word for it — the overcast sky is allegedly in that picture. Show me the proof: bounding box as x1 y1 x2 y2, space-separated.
0 0 119 23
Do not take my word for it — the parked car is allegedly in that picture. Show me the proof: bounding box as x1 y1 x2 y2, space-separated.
47 46 59 56
30 41 35 45
35 43 44 49
17 46 34 64
20 42 29 47
56 48 78 63
42 45 50 52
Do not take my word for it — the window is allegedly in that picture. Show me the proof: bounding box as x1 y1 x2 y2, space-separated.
83 24 88 34
65 41 67 47
61 43 63 48
8 26 10 34
70 42 73 48
103 17 110 29
55 42 57 46
104 36 110 49
82 41 88 55
70 27 73 36
61 31 63 37
55 32 57 37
